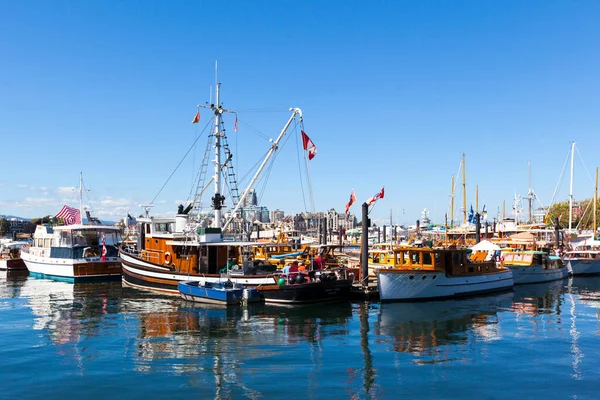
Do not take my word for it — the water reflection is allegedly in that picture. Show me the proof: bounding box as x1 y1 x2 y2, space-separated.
510 279 567 317
375 293 514 363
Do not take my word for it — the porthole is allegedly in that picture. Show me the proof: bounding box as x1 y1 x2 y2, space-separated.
409 275 414 280
422 275 426 280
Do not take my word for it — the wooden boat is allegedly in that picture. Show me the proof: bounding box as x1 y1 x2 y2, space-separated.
564 250 600 275
501 250 569 284
178 280 262 305
120 84 352 304
0 241 28 271
376 246 513 301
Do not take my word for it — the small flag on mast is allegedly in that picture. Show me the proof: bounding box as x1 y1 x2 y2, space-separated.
366 187 385 206
101 232 107 261
345 190 356 213
301 130 317 160
192 110 200 124
234 116 238 132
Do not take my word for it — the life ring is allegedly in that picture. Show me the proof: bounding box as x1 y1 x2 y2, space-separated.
164 252 172 265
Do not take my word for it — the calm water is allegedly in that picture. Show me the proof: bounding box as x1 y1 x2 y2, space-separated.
2 271 600 399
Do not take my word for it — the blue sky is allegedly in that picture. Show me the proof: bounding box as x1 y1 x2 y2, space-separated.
1 1 600 226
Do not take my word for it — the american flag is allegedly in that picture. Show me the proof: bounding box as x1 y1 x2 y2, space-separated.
55 205 81 225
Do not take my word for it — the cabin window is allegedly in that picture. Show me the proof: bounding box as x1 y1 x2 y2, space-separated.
410 252 420 265
434 253 441 266
422 252 433 266
146 224 151 234
452 252 460 266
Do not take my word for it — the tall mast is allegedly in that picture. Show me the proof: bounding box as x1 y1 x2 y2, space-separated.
569 141 575 233
528 159 533 224
79 171 83 224
476 184 479 215
503 200 505 220
212 83 224 229
450 175 455 228
594 167 598 238
462 153 467 225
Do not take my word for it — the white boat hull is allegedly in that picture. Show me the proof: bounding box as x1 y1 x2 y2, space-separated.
567 259 600 275
376 269 514 301
20 251 121 282
506 265 570 285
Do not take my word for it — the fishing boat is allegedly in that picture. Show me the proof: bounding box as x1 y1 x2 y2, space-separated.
120 82 353 304
376 246 513 301
501 250 569 284
0 240 28 271
178 280 262 305
563 250 600 275
20 173 122 282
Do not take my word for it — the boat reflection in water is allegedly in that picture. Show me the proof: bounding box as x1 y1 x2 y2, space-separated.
509 278 567 317
375 292 514 363
17 279 124 345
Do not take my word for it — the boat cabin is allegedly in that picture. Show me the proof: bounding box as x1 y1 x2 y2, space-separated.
391 247 502 276
30 224 120 259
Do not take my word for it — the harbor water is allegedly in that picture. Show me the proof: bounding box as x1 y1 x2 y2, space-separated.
2 271 600 399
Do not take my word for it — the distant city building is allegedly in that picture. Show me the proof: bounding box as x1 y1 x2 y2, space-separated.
243 189 258 207
270 209 285 223
0 216 27 234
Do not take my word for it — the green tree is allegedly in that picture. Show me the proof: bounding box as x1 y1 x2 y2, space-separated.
0 218 9 235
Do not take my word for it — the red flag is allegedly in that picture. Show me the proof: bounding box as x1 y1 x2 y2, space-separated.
234 117 238 132
101 233 107 261
192 111 200 124
345 190 356 213
301 130 317 160
366 187 385 206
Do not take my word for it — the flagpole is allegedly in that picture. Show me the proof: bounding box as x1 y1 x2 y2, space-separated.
79 171 83 225
462 153 467 225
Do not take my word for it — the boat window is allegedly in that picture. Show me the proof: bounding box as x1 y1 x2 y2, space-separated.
422 252 432 266
434 252 441 266
410 251 420 265
452 252 460 266
524 255 534 263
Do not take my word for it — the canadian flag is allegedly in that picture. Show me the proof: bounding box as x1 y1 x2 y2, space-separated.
101 233 107 261
345 190 356 213
366 187 385 206
301 130 317 160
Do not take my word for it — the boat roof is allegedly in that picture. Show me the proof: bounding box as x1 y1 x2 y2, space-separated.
165 240 260 247
52 224 120 231
1 241 30 247
566 250 600 254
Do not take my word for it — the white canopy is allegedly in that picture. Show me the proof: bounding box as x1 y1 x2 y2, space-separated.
471 240 501 252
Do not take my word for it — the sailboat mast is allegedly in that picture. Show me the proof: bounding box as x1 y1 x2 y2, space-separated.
462 153 467 224
450 175 455 228
476 184 479 215
79 171 83 224
528 159 533 224
569 141 575 233
213 83 223 229
594 167 598 238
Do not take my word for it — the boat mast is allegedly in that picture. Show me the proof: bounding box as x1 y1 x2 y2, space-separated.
462 153 466 225
450 175 455 228
569 141 575 233
211 83 225 229
594 167 598 238
222 107 303 230
79 171 83 225
528 159 533 224
476 184 479 216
